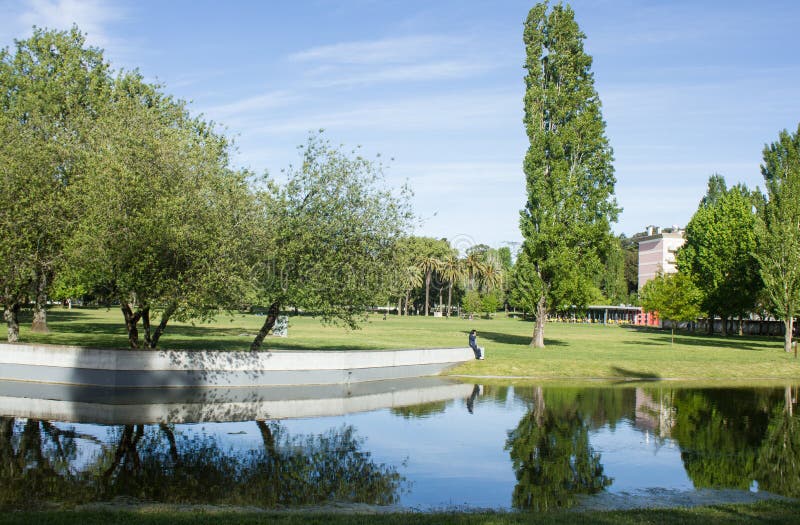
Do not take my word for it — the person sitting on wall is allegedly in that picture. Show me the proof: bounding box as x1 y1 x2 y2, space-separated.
469 329 484 360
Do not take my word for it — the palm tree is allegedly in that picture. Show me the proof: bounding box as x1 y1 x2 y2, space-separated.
418 256 442 316
480 259 504 293
463 252 486 292
439 255 465 318
400 265 422 316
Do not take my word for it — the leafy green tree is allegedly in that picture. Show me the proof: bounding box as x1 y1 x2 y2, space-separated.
620 234 640 300
480 289 503 316
677 176 761 336
639 272 702 344
461 290 483 317
64 73 257 349
600 237 628 305
0 27 112 339
509 250 542 319
755 124 800 353
249 134 412 351
520 3 619 347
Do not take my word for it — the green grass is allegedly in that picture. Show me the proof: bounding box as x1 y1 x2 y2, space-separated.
11 307 800 380
2 500 800 525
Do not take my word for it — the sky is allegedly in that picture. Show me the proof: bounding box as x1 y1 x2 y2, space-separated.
1 0 799 252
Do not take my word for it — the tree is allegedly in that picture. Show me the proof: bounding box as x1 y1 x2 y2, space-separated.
249 134 412 351
519 3 619 348
639 272 702 344
418 255 442 317
509 250 542 319
0 27 112 339
677 176 761 336
64 73 257 349
755 124 800 353
600 237 628 305
439 254 465 318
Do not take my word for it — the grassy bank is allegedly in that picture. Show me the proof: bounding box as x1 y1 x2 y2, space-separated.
2 500 800 525
10 307 800 380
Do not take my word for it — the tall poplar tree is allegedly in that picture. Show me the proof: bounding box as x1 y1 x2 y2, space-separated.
756 124 800 353
520 2 618 347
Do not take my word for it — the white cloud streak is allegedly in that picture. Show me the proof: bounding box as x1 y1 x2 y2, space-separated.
16 0 127 50
289 35 465 64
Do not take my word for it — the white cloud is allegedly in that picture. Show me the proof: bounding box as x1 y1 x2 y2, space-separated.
309 60 492 88
288 34 498 88
17 0 127 50
245 89 521 135
289 35 464 65
203 90 304 120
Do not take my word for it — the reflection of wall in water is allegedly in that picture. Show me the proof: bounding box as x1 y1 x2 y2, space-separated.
634 388 675 438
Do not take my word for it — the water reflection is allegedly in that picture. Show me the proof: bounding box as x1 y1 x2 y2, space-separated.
0 382 798 511
505 387 612 510
0 418 404 510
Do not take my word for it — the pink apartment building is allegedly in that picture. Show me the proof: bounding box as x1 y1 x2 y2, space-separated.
637 226 685 290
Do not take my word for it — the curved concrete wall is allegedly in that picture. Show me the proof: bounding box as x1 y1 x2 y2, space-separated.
0 376 475 424
0 343 474 387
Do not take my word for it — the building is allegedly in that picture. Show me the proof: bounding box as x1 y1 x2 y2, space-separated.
637 226 685 290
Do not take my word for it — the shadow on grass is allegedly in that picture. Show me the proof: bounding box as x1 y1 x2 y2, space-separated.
465 330 568 347
611 366 661 381
622 326 780 351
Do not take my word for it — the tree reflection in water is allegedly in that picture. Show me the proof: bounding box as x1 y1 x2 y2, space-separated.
504 387 612 511
0 418 404 510
668 386 800 498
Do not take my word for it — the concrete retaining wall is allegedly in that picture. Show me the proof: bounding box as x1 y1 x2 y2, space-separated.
0 343 474 387
0 376 475 424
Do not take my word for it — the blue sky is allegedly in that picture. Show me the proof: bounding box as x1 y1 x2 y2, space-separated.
2 0 799 251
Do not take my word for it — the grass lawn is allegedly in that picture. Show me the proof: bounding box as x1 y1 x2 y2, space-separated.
9 307 800 381
2 500 800 525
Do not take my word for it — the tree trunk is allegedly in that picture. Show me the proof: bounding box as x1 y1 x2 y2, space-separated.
784 317 794 353
250 301 280 352
4 303 20 343
148 303 176 349
397 297 402 316
447 283 453 318
160 423 180 465
120 303 142 349
256 420 276 455
531 293 546 348
424 271 431 316
707 314 714 335
31 272 49 333
142 307 151 346
738 315 743 336
671 326 675 345
721 317 728 337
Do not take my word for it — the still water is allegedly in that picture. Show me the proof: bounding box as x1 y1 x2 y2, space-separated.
1 379 798 511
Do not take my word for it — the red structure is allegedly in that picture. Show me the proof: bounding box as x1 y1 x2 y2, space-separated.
635 310 660 327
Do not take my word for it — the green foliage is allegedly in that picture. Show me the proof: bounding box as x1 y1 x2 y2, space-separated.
0 27 113 338
462 290 483 315
755 123 800 352
640 272 702 343
677 176 761 324
520 3 618 345
63 72 258 348
252 133 413 332
599 237 628 305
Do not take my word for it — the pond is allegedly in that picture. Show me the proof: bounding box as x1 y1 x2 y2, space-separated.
1 379 798 511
